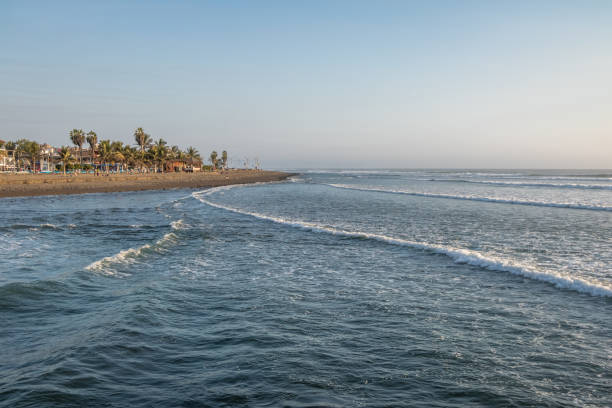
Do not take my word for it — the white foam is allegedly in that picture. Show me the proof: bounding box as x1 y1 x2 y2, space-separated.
327 184 612 212
301 169 401 174
428 178 612 190
86 226 180 275
160 231 178 243
170 219 188 230
193 187 612 297
85 244 151 275
40 223 60 229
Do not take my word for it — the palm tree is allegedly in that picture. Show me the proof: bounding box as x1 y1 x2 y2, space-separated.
110 141 125 172
15 139 29 171
169 145 180 161
168 145 182 172
221 150 228 170
134 127 152 172
150 138 167 172
46 147 53 173
58 146 73 174
143 150 153 172
209 150 218 170
25 141 41 172
177 149 187 166
69 129 85 168
186 146 200 169
122 145 137 171
86 131 98 167
98 140 113 173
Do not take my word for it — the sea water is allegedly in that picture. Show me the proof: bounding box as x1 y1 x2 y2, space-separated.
1 169 610 406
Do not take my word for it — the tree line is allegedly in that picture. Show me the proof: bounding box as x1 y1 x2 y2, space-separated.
1 128 229 174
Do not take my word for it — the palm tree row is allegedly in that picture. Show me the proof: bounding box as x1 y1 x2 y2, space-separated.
209 150 228 170
1 127 218 173
67 127 205 173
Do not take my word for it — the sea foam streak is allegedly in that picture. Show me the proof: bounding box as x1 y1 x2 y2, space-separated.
327 184 612 212
194 187 612 297
85 219 183 275
426 178 612 190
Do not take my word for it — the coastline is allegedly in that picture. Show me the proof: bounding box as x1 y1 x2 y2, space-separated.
0 170 294 198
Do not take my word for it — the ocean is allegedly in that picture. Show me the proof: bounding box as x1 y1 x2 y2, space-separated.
1 169 610 407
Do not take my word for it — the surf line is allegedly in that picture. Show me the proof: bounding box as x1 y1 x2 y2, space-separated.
326 184 612 212
193 186 612 298
425 178 612 190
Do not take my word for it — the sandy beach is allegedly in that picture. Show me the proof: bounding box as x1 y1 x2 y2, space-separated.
0 170 293 198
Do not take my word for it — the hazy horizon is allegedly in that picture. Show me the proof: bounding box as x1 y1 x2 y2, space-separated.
274 167 612 172
2 1 611 169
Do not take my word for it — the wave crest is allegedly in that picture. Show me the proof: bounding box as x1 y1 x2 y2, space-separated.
426 178 612 190
85 220 183 276
194 187 612 297
327 184 612 212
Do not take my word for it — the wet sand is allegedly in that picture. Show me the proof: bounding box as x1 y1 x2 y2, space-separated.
0 170 293 198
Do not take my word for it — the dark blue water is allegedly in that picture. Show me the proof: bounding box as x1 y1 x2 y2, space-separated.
1 170 611 407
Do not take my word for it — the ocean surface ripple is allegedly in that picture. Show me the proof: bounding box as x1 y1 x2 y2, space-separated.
1 169 611 407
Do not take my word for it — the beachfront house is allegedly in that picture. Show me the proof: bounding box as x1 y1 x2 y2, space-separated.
38 144 57 172
0 143 17 172
164 160 186 173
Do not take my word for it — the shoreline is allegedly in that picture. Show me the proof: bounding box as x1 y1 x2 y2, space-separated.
0 170 294 198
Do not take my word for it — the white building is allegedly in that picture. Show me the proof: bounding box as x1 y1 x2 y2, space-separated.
0 147 16 172
39 144 58 172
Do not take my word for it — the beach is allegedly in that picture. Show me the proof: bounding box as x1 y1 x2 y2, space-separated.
0 170 293 198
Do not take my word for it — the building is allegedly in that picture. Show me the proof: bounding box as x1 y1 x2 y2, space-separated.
0 146 17 172
39 144 59 172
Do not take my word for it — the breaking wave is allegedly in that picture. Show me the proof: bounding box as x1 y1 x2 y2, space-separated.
85 244 153 275
194 187 612 297
40 223 61 229
85 219 184 275
170 219 189 230
326 184 612 212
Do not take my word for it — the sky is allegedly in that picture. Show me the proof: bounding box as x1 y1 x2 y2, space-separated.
1 0 611 169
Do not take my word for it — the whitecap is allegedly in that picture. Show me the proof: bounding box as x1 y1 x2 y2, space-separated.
86 228 180 275
170 219 188 230
427 179 612 190
327 184 612 212
85 244 152 274
40 223 61 229
193 187 612 297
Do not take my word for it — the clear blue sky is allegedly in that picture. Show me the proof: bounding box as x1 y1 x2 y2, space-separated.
1 0 610 168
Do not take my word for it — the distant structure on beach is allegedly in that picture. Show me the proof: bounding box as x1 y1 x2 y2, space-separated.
0 128 234 174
